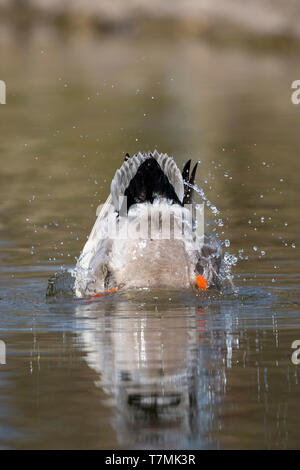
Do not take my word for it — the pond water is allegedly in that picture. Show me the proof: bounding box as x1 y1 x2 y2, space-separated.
0 27 300 449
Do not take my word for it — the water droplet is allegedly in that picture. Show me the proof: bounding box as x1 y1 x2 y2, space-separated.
224 252 238 266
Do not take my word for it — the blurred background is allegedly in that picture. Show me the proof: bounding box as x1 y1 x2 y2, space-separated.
1 0 300 450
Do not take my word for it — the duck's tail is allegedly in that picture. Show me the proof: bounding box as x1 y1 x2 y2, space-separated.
110 151 195 212
74 151 200 297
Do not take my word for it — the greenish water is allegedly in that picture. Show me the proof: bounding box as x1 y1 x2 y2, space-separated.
0 28 300 449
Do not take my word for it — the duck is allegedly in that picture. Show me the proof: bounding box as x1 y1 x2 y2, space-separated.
74 151 221 298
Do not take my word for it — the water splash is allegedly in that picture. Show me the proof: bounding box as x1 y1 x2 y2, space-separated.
46 268 75 298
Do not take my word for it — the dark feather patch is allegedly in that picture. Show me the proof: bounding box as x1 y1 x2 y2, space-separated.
123 157 182 211
182 159 191 182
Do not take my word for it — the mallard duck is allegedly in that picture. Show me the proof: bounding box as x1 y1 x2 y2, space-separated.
74 151 221 298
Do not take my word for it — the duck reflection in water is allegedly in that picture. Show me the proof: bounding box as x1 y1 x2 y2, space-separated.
75 295 223 449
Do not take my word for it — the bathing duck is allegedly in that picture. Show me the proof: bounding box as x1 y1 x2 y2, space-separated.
74 151 221 298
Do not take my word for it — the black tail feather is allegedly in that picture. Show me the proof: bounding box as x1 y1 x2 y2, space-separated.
182 160 198 204
190 162 198 185
124 157 182 210
182 159 191 182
